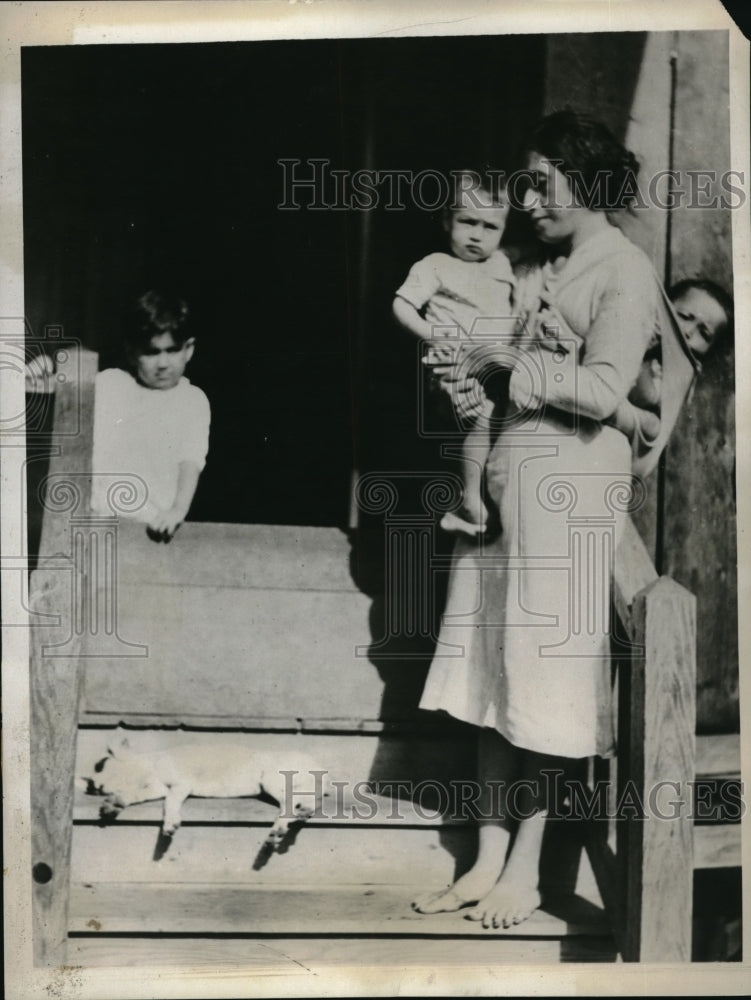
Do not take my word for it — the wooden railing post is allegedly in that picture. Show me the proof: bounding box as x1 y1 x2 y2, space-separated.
586 518 698 961
621 575 697 961
29 346 97 965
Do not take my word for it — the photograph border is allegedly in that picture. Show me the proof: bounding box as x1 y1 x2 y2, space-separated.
2 2 749 997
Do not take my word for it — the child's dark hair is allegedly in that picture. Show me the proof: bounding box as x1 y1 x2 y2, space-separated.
125 291 191 353
526 109 640 211
449 169 507 212
669 278 734 354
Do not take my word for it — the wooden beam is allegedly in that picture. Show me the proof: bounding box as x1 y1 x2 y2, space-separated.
68 934 614 969
620 575 697 962
29 347 97 965
613 516 659 641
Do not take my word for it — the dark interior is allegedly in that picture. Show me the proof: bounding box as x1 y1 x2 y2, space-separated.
22 35 547 527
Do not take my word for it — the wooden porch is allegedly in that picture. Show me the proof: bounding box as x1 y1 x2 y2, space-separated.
29 349 741 968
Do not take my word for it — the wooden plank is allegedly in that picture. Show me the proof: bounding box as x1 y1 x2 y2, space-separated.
112 520 359 593
78 713 463 735
587 818 738 903
66 936 312 970
621 576 696 962
70 825 475 887
80 713 304 731
77 714 472 735
695 733 740 778
613 516 658 641
665 31 736 734
663 358 738 732
67 933 616 968
694 824 742 870
69 883 609 937
29 346 98 965
72 820 601 903
80 584 390 719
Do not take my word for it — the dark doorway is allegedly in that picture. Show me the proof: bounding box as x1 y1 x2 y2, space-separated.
22 35 545 528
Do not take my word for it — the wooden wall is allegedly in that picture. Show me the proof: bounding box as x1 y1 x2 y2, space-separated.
661 32 737 732
544 31 737 732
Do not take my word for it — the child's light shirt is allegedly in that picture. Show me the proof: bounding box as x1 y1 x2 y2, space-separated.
395 250 516 337
91 368 210 520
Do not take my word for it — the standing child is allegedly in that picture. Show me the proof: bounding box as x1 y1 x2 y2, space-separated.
393 177 517 537
91 290 210 541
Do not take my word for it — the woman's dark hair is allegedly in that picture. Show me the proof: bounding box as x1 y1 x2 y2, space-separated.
526 109 640 211
125 290 191 353
669 277 734 353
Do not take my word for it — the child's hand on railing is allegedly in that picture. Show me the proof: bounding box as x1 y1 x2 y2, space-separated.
146 505 187 543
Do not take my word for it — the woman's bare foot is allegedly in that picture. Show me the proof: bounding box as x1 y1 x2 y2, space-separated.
464 807 546 928
412 886 473 914
464 879 542 929
412 866 500 914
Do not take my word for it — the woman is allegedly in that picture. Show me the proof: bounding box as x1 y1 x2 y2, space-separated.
413 111 683 929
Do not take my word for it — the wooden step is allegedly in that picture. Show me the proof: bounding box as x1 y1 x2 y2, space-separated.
74 807 733 889
72 824 474 886
81 585 382 718
69 882 609 937
112 521 359 592
75 729 742 870
67 933 618 967
73 782 603 897
78 519 445 720
695 733 740 778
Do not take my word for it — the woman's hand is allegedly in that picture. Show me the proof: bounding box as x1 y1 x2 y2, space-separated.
509 343 546 413
423 348 487 420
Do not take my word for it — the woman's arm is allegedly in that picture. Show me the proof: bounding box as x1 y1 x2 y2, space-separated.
606 397 661 443
509 255 657 422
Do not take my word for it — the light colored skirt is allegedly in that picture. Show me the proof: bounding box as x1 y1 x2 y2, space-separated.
420 416 633 759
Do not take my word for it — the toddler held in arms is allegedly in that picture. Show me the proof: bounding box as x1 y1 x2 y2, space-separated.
393 174 517 538
91 290 210 541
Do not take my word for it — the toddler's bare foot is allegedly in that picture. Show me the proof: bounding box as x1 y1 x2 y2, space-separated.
440 511 487 538
464 879 542 929
412 867 500 914
640 409 661 442
460 493 489 530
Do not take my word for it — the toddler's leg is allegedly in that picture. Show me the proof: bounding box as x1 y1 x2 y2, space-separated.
440 400 493 538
